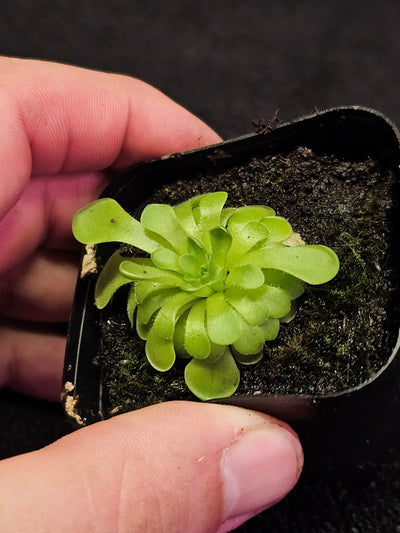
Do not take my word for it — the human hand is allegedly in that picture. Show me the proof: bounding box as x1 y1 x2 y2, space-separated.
0 58 303 532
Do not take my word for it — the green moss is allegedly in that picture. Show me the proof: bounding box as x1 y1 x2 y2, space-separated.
328 232 369 308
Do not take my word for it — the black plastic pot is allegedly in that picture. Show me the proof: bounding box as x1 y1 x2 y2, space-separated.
63 107 400 470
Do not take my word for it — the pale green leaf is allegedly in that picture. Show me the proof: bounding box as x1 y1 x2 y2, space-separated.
226 206 276 232
186 237 208 264
232 348 264 365
227 221 272 265
224 286 271 325
136 314 153 340
174 198 201 240
173 310 191 358
120 258 185 285
232 319 280 362
140 203 188 253
72 198 160 253
225 264 265 289
241 244 340 284
279 302 297 323
259 216 293 242
94 251 132 309
260 318 280 340
207 342 227 363
206 292 242 345
137 287 179 325
263 285 291 318
232 322 266 355
134 280 171 303
220 207 236 226
209 227 232 270
191 206 201 225
184 348 240 400
184 299 211 359
198 192 228 247
153 292 201 339
145 329 176 371
263 269 305 299
231 318 279 355
179 254 203 278
151 248 181 271
127 284 138 327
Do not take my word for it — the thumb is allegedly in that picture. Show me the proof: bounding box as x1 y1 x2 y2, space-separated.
0 402 303 532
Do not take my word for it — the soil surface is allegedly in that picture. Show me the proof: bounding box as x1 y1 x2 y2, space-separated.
98 146 400 415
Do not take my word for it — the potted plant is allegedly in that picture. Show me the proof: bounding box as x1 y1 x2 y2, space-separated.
63 107 400 470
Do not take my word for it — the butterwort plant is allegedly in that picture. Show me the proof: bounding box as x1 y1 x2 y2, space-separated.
72 192 339 400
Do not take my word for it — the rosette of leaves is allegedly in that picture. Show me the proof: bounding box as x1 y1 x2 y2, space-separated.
73 192 339 401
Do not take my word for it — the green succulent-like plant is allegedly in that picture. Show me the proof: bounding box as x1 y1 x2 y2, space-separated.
72 191 339 400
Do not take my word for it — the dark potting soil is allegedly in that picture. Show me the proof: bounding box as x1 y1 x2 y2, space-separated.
98 147 400 415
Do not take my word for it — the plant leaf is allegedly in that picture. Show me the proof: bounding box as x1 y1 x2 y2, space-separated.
224 286 271 325
263 269 305 299
227 221 271 265
151 248 181 271
220 207 236 226
173 310 191 358
134 280 170 303
72 198 160 253
231 318 279 355
184 299 211 359
206 293 243 344
226 206 276 230
127 284 138 327
242 244 340 284
207 342 227 362
279 302 297 323
186 237 208 264
146 329 176 371
136 314 153 340
184 348 240 400
153 292 201 339
261 318 280 340
225 264 265 289
137 287 180 325
263 285 291 318
232 348 264 365
259 216 293 242
94 251 132 309
232 319 279 362
120 258 185 285
174 198 201 240
232 322 266 355
209 227 232 271
198 192 228 248
140 203 188 254
179 254 203 278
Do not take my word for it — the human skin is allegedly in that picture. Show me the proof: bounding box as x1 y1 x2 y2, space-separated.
0 57 303 532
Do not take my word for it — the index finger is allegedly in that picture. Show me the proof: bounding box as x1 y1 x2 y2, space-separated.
0 57 221 218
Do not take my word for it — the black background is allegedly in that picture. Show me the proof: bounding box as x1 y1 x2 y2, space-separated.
1 1 400 531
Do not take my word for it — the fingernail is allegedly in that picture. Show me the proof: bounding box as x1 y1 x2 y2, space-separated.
220 425 303 530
